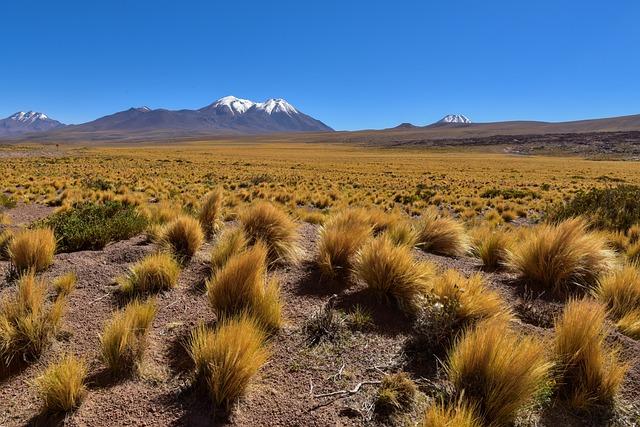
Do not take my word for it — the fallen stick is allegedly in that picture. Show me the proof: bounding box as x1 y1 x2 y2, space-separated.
313 380 381 398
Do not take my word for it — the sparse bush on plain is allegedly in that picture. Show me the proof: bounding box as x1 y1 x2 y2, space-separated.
117 252 180 297
507 218 616 298
8 227 56 273
207 242 282 330
354 237 434 312
188 314 269 408
160 215 204 262
100 299 156 374
415 209 470 257
42 201 147 252
553 298 627 410
35 354 87 413
447 319 551 426
239 202 301 264
198 189 224 239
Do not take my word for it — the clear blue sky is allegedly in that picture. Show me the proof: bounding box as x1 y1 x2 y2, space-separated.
2 0 639 130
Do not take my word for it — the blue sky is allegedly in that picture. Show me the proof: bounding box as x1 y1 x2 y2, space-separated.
2 0 639 130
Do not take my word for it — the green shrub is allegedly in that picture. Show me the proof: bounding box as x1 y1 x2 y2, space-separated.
41 201 147 252
549 185 640 231
0 194 17 208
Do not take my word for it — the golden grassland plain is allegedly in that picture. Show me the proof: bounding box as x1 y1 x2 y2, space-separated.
2 142 639 225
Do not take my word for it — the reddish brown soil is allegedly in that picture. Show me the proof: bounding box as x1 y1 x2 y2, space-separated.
0 209 639 426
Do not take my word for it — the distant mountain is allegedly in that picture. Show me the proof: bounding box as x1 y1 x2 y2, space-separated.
63 96 333 135
0 111 65 136
435 114 472 124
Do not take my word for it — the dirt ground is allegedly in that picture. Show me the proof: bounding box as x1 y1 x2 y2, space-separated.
0 206 639 427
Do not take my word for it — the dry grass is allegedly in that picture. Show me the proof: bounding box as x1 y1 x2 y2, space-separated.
447 319 551 426
207 242 282 330
374 372 416 414
353 236 434 311
53 272 77 297
420 401 482 427
0 272 65 366
470 226 511 271
210 226 247 276
595 264 640 319
316 213 371 279
188 314 269 409
100 299 157 374
415 209 469 257
383 219 419 247
0 229 14 260
117 252 180 297
35 354 87 413
160 215 204 262
8 227 56 272
616 309 640 339
198 188 223 239
553 298 627 410
239 202 301 264
507 218 616 298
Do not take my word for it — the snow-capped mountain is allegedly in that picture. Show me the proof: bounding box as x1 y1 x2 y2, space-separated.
437 114 472 124
0 111 65 136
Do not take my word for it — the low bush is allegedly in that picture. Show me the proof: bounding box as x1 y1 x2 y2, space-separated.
316 214 371 279
53 272 77 297
303 298 344 345
420 401 482 427
100 299 156 374
42 201 147 252
447 319 550 426
353 237 434 312
188 315 269 408
8 228 56 273
374 372 416 414
35 354 87 413
549 185 640 231
239 202 301 264
470 227 511 271
507 218 616 298
210 227 247 276
160 215 204 262
415 210 469 257
117 252 180 297
198 189 223 239
595 265 640 320
207 242 281 330
553 298 627 410
0 272 65 366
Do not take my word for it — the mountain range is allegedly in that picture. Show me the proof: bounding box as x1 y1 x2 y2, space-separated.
0 96 333 138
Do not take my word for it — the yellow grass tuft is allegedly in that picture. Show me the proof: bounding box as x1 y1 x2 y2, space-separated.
353 237 434 311
160 215 204 262
210 226 248 276
415 209 470 257
35 354 87 413
207 242 282 330
8 227 56 272
595 264 640 320
188 314 269 408
117 252 180 297
198 189 224 239
316 213 371 280
507 218 616 297
616 309 640 339
53 272 77 297
0 229 14 260
447 319 551 426
420 401 482 427
553 298 627 410
374 372 416 414
470 226 511 271
239 202 301 264
100 299 157 374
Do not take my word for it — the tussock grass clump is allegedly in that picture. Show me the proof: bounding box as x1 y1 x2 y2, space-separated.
595 265 640 320
507 218 616 298
100 299 156 374
353 237 434 311
470 227 511 271
447 320 551 426
0 229 14 260
616 309 640 339
375 372 417 414
118 252 180 297
188 315 269 408
415 209 470 257
303 298 344 344
553 299 627 409
383 220 418 247
35 354 87 413
53 272 77 297
8 228 56 273
316 214 371 279
198 189 224 239
210 227 247 276
0 272 65 366
415 270 510 350
421 401 482 427
239 202 301 264
207 242 282 330
42 200 147 252
161 215 204 262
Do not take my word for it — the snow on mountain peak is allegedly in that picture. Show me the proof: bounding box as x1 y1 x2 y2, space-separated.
10 111 49 123
212 96 255 114
255 98 298 115
438 114 471 124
